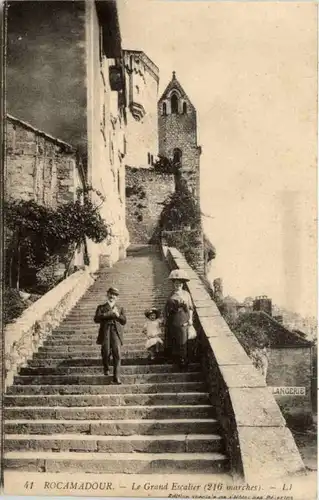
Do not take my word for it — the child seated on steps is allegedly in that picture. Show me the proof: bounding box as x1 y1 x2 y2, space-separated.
143 308 164 360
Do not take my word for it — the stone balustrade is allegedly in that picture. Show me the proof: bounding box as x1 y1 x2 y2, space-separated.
162 244 306 481
5 269 95 388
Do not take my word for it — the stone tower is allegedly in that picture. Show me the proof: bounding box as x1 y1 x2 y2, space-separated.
158 71 201 199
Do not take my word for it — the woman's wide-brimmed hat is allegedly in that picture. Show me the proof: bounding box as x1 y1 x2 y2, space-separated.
168 269 190 282
145 307 161 319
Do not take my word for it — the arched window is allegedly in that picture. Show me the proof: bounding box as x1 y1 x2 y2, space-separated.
173 148 182 164
171 93 178 114
147 152 151 164
162 102 167 115
183 102 187 114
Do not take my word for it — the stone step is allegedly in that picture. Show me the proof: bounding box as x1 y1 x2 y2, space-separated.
5 405 216 421
57 321 146 328
37 345 148 354
73 304 165 308
49 332 145 340
30 355 165 365
19 363 201 376
43 338 146 347
14 371 203 386
5 433 223 453
5 392 209 408
4 450 229 473
69 306 167 313
66 306 167 315
54 325 147 332
5 418 220 436
70 298 169 306
31 353 153 363
7 381 206 395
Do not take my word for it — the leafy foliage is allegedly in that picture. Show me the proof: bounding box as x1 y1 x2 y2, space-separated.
162 229 203 269
204 234 216 262
158 183 201 231
5 195 110 290
153 155 177 175
3 287 41 326
3 288 26 325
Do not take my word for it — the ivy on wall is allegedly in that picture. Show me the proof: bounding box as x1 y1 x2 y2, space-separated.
5 187 110 291
158 182 201 231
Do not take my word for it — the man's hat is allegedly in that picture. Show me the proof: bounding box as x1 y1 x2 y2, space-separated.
107 287 119 296
168 269 190 282
145 307 161 319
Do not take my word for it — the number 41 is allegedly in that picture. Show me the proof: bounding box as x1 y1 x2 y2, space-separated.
24 482 34 490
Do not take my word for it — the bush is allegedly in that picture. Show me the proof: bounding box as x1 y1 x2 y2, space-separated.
159 184 201 231
162 229 203 270
153 155 177 175
5 197 110 290
3 288 26 325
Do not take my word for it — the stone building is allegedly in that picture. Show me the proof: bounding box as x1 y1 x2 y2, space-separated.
158 71 201 199
6 0 129 271
5 115 83 208
233 309 313 426
123 50 159 168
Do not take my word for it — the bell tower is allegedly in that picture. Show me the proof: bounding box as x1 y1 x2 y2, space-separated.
158 71 201 199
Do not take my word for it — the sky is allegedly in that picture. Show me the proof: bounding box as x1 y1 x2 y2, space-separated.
117 1 317 318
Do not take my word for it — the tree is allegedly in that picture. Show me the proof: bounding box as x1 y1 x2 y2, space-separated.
159 182 201 231
5 190 110 291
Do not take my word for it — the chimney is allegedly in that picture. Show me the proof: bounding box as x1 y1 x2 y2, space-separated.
253 295 272 316
274 315 283 325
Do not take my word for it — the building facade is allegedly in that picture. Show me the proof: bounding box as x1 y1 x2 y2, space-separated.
6 0 129 271
5 115 82 209
158 72 201 199
123 50 159 168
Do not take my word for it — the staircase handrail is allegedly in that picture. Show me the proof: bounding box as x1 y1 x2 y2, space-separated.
4 268 95 389
161 243 306 482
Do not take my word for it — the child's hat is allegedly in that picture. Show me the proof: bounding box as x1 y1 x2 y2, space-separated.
145 307 161 319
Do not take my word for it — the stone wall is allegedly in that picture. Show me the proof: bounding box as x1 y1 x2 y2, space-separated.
5 115 80 207
162 229 205 276
268 347 313 425
123 51 159 168
162 244 306 482
125 167 175 243
6 1 128 271
158 96 200 198
85 1 128 271
5 268 94 388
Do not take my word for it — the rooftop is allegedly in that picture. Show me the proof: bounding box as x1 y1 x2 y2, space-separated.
232 311 312 351
6 114 75 152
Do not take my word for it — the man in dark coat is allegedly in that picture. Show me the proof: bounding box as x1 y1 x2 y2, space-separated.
94 287 126 384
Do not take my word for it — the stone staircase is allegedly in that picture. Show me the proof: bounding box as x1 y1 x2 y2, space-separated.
4 245 230 474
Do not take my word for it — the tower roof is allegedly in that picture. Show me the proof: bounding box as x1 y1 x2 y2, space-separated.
158 71 194 106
